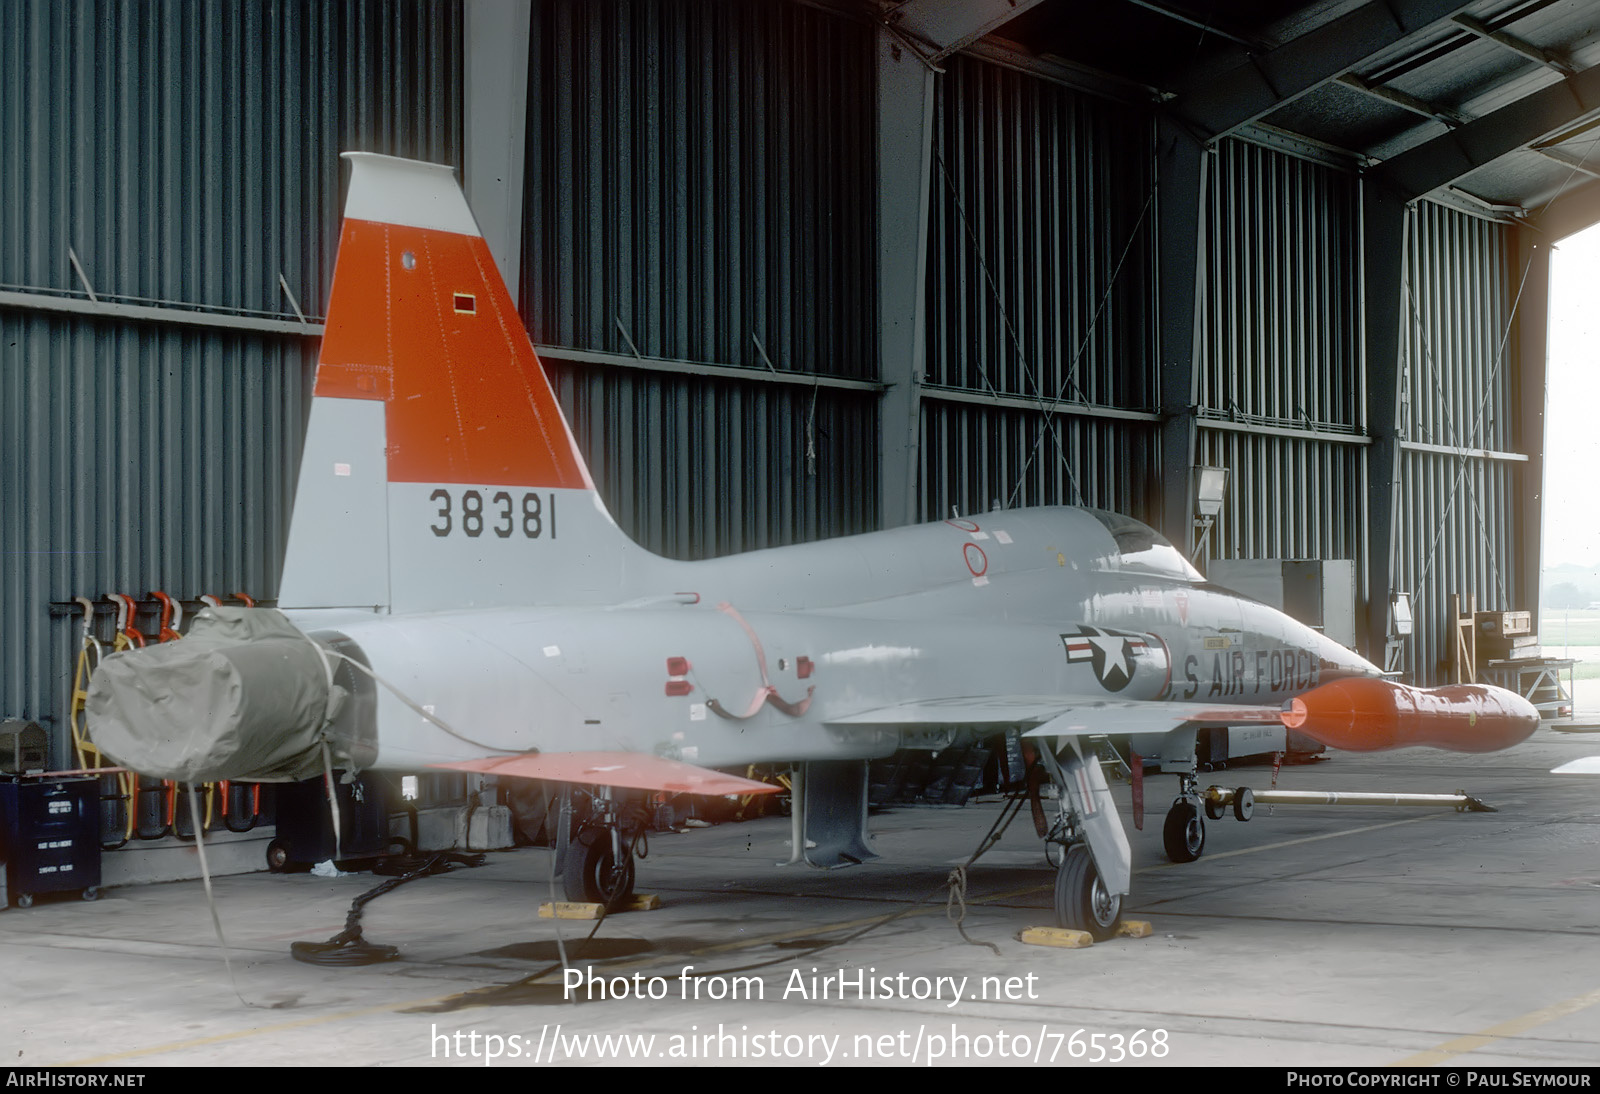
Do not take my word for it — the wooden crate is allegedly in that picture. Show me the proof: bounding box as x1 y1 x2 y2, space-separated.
1475 611 1532 638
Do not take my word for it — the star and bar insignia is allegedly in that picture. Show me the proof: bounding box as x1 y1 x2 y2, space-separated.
1060 625 1149 693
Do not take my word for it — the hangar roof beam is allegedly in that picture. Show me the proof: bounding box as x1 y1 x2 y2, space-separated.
1335 73 1470 130
1531 145 1600 183
1167 0 1479 142
1118 0 1261 50
1450 12 1578 78
1379 64 1600 200
881 0 1050 66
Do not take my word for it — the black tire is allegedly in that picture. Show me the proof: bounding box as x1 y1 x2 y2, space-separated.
81 887 100 902
1232 787 1255 822
1162 800 1205 863
1054 845 1122 941
1204 795 1226 821
562 827 635 910
16 892 32 909
266 838 291 874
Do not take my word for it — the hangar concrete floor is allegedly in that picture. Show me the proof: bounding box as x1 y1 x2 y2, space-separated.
4 728 1599 1068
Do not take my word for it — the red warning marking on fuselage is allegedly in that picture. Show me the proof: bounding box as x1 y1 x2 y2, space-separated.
945 518 980 533
313 218 590 491
963 543 988 577
704 602 815 720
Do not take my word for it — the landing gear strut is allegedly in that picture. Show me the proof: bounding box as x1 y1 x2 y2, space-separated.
559 784 638 911
1162 774 1206 863
1034 742 1130 940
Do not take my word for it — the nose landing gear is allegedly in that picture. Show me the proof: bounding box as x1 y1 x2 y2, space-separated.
1162 774 1207 863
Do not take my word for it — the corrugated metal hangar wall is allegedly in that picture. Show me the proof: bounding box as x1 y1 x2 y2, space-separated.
0 0 1580 765
0 0 461 766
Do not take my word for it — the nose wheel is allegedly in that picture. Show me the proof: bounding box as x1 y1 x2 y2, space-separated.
1162 798 1206 863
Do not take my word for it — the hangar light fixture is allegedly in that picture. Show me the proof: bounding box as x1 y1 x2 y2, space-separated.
1189 466 1229 565
1390 593 1414 638
1194 466 1228 518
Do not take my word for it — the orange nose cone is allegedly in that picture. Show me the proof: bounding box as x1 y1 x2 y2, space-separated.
1281 677 1539 753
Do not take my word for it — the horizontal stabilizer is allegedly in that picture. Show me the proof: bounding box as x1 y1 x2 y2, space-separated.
434 751 782 796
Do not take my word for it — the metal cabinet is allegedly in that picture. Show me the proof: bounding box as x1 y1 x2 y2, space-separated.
0 777 101 907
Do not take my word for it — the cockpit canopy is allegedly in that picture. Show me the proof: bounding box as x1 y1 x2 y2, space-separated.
1085 509 1203 582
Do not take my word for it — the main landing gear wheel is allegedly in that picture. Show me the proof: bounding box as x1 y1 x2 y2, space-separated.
1162 800 1206 863
1054 845 1122 941
563 828 636 911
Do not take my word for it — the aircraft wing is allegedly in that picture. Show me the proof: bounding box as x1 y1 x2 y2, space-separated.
826 696 1289 736
434 751 782 795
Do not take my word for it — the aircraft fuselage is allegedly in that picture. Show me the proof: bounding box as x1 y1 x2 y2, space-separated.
294 503 1377 771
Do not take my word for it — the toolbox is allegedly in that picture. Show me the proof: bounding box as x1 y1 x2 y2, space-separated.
0 776 102 907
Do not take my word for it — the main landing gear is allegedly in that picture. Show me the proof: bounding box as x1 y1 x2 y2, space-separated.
1034 744 1131 942
558 785 641 912
563 826 636 909
1054 845 1121 941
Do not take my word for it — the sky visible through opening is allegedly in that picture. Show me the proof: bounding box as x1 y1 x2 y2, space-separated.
1544 223 1600 571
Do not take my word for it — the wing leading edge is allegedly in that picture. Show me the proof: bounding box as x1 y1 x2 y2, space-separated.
826 695 1289 737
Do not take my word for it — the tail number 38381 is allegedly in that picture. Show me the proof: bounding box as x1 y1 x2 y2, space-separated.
428 489 557 540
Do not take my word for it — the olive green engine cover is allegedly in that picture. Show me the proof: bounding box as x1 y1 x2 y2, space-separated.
86 607 360 783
